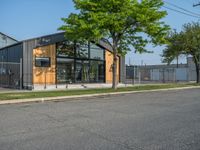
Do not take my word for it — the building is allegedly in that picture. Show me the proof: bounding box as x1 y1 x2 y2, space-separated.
126 57 197 83
0 32 18 49
0 32 125 89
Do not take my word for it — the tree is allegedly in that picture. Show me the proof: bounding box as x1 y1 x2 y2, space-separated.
162 22 200 83
162 30 182 68
59 0 170 89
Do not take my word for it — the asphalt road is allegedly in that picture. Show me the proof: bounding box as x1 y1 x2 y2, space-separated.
0 88 200 150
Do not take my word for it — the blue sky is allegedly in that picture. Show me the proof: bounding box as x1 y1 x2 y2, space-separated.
1 0 200 65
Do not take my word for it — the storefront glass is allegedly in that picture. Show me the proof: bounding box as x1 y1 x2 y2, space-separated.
56 41 105 84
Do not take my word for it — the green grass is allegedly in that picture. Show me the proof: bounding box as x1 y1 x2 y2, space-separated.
0 83 199 101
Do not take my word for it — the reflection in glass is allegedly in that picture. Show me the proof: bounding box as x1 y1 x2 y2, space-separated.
76 44 89 58
90 61 105 82
90 43 104 60
35 57 50 67
75 60 90 82
90 48 104 60
57 58 74 84
56 41 74 57
56 41 106 84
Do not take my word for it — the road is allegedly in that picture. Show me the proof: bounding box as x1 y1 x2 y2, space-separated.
0 88 200 150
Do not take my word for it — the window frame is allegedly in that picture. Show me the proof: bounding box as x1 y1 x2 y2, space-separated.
35 57 51 68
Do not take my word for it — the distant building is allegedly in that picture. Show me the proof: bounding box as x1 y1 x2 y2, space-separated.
0 32 18 49
126 57 197 82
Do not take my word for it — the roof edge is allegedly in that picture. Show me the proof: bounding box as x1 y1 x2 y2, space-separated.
0 32 18 42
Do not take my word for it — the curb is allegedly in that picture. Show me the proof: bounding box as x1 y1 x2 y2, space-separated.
0 86 199 105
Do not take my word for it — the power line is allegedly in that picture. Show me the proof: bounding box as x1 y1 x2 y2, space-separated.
163 6 200 19
164 1 200 16
193 2 200 7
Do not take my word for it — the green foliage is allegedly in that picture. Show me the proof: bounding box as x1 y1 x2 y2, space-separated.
59 0 170 55
163 22 200 64
162 22 200 83
181 22 200 61
162 30 182 64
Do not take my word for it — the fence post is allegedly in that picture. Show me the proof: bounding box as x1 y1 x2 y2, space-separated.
44 69 47 89
132 66 135 85
139 68 141 85
20 58 23 90
174 68 176 83
163 68 165 83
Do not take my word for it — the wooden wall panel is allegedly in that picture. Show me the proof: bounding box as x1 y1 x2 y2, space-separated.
33 44 56 84
105 50 120 83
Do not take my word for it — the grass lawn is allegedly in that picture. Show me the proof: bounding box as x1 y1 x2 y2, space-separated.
0 83 199 101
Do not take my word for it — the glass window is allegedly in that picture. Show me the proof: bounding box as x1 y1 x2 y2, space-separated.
56 41 74 57
35 57 50 67
57 58 74 84
76 43 89 58
90 48 104 60
89 61 105 82
75 60 90 82
90 43 102 49
90 43 104 60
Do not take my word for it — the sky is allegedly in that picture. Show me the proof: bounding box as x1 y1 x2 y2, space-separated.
1 0 200 65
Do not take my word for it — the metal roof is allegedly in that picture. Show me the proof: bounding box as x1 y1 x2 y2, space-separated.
0 32 113 52
0 32 18 42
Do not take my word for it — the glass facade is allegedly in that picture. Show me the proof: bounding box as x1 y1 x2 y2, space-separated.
90 43 104 60
56 41 105 84
89 61 105 82
56 41 75 57
76 43 89 59
75 60 90 83
57 58 74 84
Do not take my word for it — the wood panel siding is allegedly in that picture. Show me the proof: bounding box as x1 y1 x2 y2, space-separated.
33 44 56 84
105 50 120 83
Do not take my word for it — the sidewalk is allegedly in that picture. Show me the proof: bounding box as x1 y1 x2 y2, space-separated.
0 83 133 93
32 83 133 91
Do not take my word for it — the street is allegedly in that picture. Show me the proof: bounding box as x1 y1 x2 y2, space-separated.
0 88 200 150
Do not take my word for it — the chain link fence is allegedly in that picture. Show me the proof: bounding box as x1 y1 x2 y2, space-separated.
126 66 194 85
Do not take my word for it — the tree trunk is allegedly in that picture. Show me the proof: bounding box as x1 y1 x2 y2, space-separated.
195 64 199 84
176 56 179 68
112 48 118 89
194 58 200 83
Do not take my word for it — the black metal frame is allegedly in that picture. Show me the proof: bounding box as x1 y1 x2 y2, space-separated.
35 57 51 68
55 41 106 84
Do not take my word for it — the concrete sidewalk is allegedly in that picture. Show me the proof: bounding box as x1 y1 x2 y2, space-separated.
0 87 25 94
32 83 133 91
0 83 133 94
